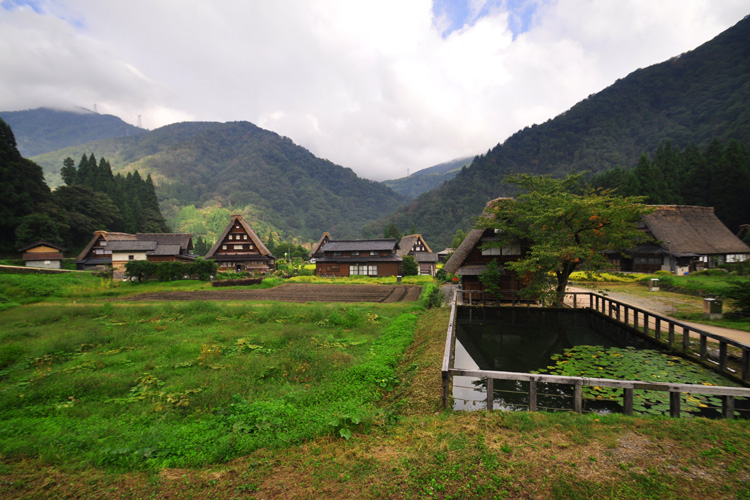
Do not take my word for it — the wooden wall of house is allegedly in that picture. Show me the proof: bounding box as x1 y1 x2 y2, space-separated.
316 261 400 277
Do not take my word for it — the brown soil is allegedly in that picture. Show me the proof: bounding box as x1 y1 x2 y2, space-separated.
117 282 423 303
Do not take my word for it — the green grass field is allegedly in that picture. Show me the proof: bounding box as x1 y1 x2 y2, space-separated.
1 271 749 499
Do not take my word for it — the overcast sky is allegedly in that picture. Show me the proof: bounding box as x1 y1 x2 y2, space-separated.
1 1 747 180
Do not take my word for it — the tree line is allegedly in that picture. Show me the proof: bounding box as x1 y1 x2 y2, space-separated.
589 139 750 233
0 118 168 254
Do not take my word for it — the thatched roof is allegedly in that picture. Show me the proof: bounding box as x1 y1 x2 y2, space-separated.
205 214 273 259
311 232 331 257
397 234 433 256
443 197 513 274
643 206 750 255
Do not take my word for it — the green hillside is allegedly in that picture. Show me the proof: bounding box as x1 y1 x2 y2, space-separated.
382 156 473 198
32 121 407 242
371 16 750 248
0 107 145 157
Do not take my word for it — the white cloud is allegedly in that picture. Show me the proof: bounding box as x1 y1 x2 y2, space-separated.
0 0 747 180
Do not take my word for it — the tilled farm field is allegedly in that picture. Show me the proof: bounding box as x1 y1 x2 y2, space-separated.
118 282 423 303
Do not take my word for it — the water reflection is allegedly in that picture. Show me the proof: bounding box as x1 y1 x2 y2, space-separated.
453 307 656 413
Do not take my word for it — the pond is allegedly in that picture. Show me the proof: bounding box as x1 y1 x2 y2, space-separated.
453 307 749 418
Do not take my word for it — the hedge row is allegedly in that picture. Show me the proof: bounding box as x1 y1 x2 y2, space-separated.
125 259 217 282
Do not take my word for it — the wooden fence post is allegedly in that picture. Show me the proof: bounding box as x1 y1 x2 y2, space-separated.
670 391 681 418
529 380 537 411
574 381 583 414
623 388 634 416
722 396 735 419
487 378 494 411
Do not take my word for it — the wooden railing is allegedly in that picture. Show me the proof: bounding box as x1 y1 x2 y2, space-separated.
441 290 750 418
565 292 750 383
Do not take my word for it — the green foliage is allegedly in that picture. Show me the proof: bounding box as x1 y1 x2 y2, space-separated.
419 283 442 309
480 173 650 306
14 213 64 247
0 107 145 159
479 260 504 297
401 255 418 276
0 300 418 469
535 345 741 416
725 281 750 317
383 221 402 240
125 258 218 282
590 139 750 232
382 157 471 199
0 118 52 252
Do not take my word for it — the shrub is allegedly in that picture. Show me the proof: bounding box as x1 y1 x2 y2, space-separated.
725 280 750 317
125 259 218 282
420 283 441 309
401 255 418 276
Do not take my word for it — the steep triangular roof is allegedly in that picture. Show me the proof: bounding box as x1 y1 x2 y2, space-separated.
205 214 273 258
311 232 331 256
397 234 433 256
443 198 513 274
642 205 750 255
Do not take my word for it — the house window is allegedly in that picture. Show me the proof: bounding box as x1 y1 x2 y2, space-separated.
333 251 342 256
370 251 378 256
349 264 377 276
248 244 254 249
228 235 233 240
482 247 502 256
351 251 360 256
128 255 134 260
234 245 243 250
243 234 248 240
222 245 227 250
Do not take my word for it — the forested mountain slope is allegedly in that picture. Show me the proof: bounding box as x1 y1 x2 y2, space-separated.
32 121 407 241
382 156 473 199
0 107 145 157
372 15 750 248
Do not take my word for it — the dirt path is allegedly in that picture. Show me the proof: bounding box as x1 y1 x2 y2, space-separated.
568 284 750 345
117 282 423 303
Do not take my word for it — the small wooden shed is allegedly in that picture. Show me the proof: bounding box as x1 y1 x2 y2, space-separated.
19 241 66 269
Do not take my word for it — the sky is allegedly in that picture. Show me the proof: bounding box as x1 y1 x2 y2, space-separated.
0 1 747 181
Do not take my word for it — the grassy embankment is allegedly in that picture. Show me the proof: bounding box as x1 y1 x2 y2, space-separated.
0 272 749 499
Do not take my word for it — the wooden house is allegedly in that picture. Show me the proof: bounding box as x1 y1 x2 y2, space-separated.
315 239 402 277
443 198 529 301
205 214 276 273
76 231 196 276
397 234 438 276
18 241 65 269
76 231 140 270
608 205 750 274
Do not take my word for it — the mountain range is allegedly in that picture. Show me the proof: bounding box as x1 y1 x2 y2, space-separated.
2 16 749 249
368 15 750 247
23 120 407 243
382 156 473 199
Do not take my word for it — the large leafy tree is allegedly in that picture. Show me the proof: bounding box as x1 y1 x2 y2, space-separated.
479 173 651 306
